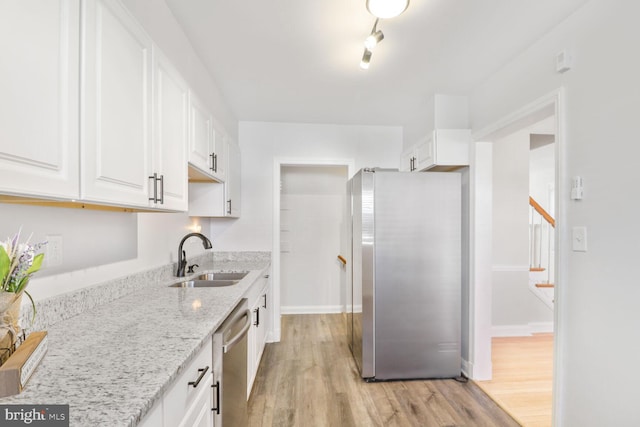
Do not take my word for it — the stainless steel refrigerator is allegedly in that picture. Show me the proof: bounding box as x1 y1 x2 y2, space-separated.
347 168 461 380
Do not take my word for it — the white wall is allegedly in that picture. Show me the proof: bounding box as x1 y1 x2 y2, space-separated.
210 122 403 251
470 0 640 424
2 0 237 301
280 166 347 313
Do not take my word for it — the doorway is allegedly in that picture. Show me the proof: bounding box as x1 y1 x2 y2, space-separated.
271 158 355 342
469 89 565 426
279 165 348 314
476 114 557 426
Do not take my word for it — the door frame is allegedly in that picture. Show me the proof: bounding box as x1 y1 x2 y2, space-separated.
468 87 567 424
271 158 355 342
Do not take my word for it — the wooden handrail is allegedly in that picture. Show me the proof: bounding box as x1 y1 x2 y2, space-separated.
337 255 347 265
529 197 555 228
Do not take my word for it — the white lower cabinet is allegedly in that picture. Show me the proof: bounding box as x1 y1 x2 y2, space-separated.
163 338 213 427
247 273 271 397
139 338 215 427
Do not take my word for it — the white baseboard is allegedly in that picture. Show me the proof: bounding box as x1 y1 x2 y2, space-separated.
462 358 492 381
492 322 553 337
281 305 344 315
461 359 471 378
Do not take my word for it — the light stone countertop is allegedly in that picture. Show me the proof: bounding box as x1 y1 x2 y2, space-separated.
0 257 271 426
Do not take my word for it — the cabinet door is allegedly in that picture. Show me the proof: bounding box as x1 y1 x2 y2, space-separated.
0 0 80 199
399 147 415 172
211 127 227 182
188 94 214 178
81 0 153 206
153 49 188 211
415 134 435 171
227 140 241 217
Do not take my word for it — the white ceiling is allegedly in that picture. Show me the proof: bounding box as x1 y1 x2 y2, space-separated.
164 0 588 128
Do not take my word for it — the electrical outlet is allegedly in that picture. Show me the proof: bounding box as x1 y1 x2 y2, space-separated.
46 235 63 266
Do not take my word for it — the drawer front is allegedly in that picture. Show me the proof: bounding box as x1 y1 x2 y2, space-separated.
163 338 213 427
178 374 213 427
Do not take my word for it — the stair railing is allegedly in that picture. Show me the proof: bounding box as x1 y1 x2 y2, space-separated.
529 196 555 286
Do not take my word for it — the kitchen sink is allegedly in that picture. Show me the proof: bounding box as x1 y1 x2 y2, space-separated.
169 279 239 288
196 271 249 281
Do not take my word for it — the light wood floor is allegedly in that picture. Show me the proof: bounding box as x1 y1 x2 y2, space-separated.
248 314 520 426
475 334 554 427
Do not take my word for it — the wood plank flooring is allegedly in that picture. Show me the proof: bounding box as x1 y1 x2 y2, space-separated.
475 334 554 427
248 314 520 426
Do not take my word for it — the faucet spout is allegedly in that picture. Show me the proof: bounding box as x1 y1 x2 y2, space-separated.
176 233 212 277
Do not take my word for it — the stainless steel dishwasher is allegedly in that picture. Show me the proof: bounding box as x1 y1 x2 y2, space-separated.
212 299 251 426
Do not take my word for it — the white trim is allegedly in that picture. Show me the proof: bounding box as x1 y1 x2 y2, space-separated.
492 265 530 272
272 157 355 343
461 358 474 379
281 305 344 315
473 90 559 142
492 322 554 337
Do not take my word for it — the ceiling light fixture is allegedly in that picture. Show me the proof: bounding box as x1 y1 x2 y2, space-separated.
364 19 384 50
366 0 409 19
359 49 372 70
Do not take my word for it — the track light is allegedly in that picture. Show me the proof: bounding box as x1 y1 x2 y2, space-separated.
360 49 372 70
366 0 409 19
365 30 384 50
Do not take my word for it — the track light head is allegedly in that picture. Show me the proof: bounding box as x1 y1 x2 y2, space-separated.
364 30 384 50
359 49 372 70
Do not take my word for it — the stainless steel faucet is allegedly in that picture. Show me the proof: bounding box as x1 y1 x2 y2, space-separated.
176 233 212 277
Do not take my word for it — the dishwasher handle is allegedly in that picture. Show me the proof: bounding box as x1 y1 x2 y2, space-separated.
222 309 251 353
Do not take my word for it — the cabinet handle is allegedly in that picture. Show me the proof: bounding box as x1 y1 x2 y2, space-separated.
209 152 218 172
148 173 158 202
158 174 164 205
254 307 260 327
211 380 220 415
188 366 209 388
227 199 232 215
262 294 267 309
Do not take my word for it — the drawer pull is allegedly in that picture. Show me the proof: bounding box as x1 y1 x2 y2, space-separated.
188 366 209 388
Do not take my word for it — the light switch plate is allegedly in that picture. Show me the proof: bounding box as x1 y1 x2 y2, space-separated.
572 226 587 252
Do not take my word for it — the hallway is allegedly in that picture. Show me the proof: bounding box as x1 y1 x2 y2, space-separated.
248 314 520 426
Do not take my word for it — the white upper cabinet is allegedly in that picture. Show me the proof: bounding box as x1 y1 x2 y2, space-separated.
152 48 189 211
0 0 80 199
188 95 226 183
80 0 153 207
188 95 220 182
418 129 471 171
188 137 241 218
226 139 241 217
